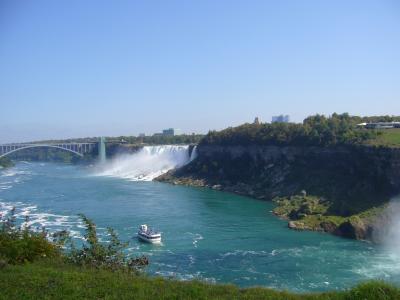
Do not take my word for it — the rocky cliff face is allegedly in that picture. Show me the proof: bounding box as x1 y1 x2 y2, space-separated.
157 144 400 241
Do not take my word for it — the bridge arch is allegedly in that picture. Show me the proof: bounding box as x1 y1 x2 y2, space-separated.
0 144 84 159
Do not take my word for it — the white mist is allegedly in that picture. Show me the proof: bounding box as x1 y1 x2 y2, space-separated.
380 198 400 254
94 145 192 181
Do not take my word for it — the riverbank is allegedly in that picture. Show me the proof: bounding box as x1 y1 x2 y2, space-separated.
1 260 399 300
157 143 400 242
156 172 386 242
272 194 386 240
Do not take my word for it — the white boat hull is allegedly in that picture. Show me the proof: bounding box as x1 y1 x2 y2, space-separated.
137 233 162 243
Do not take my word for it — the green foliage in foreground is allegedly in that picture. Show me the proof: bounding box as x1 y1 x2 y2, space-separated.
1 209 400 299
0 209 62 264
69 214 148 271
0 210 147 272
1 260 400 300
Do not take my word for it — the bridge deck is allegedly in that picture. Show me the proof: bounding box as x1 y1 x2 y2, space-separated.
0 143 97 158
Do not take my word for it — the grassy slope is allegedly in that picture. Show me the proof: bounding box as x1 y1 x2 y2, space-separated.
1 260 400 300
366 129 400 147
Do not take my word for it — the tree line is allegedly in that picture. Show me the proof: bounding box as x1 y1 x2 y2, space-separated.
200 113 400 147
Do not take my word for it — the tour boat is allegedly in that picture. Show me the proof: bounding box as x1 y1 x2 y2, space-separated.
137 224 162 243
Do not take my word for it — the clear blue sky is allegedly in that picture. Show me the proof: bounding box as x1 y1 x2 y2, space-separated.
1 0 399 143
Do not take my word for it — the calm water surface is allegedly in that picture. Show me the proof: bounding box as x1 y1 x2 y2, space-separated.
1 162 400 292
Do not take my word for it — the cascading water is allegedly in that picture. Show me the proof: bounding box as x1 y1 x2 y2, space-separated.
189 145 198 162
379 197 400 254
95 145 193 181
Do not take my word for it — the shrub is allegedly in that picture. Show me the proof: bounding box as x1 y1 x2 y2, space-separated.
0 208 61 264
68 214 148 272
0 209 148 272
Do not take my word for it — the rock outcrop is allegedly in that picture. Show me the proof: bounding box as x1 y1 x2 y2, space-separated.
157 144 400 241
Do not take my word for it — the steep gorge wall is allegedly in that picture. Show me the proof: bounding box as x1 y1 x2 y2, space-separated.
158 144 400 241
160 145 400 216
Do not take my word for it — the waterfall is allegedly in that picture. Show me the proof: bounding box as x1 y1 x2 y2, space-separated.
94 145 192 181
190 145 198 162
379 197 400 254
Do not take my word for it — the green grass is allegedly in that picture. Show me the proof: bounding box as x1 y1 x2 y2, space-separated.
366 129 400 147
273 195 327 217
1 260 400 300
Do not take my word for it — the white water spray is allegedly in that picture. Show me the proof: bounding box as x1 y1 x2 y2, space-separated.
94 145 194 181
190 145 198 162
379 197 400 254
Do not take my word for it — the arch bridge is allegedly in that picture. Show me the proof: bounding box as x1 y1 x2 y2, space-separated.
0 142 97 159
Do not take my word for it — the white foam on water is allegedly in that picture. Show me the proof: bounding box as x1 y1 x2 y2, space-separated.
0 165 34 191
69 230 86 241
188 255 196 266
15 205 38 217
152 262 176 268
0 200 85 240
0 181 13 185
186 232 204 248
94 145 192 181
358 196 400 279
1 169 32 177
219 249 270 259
0 202 14 217
2 173 17 178
126 246 140 252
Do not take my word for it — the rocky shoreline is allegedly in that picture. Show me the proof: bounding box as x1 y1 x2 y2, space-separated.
157 172 385 241
156 144 400 242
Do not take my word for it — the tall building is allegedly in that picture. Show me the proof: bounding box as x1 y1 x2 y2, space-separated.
254 117 260 125
272 115 290 123
162 128 181 136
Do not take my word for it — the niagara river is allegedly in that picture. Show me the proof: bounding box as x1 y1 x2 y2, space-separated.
1 145 400 292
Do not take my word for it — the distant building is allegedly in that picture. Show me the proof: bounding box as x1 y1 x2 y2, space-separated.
138 133 145 137
162 128 181 136
357 122 400 129
254 117 260 125
272 115 290 123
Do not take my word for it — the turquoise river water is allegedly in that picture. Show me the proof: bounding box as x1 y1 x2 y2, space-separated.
1 160 400 292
